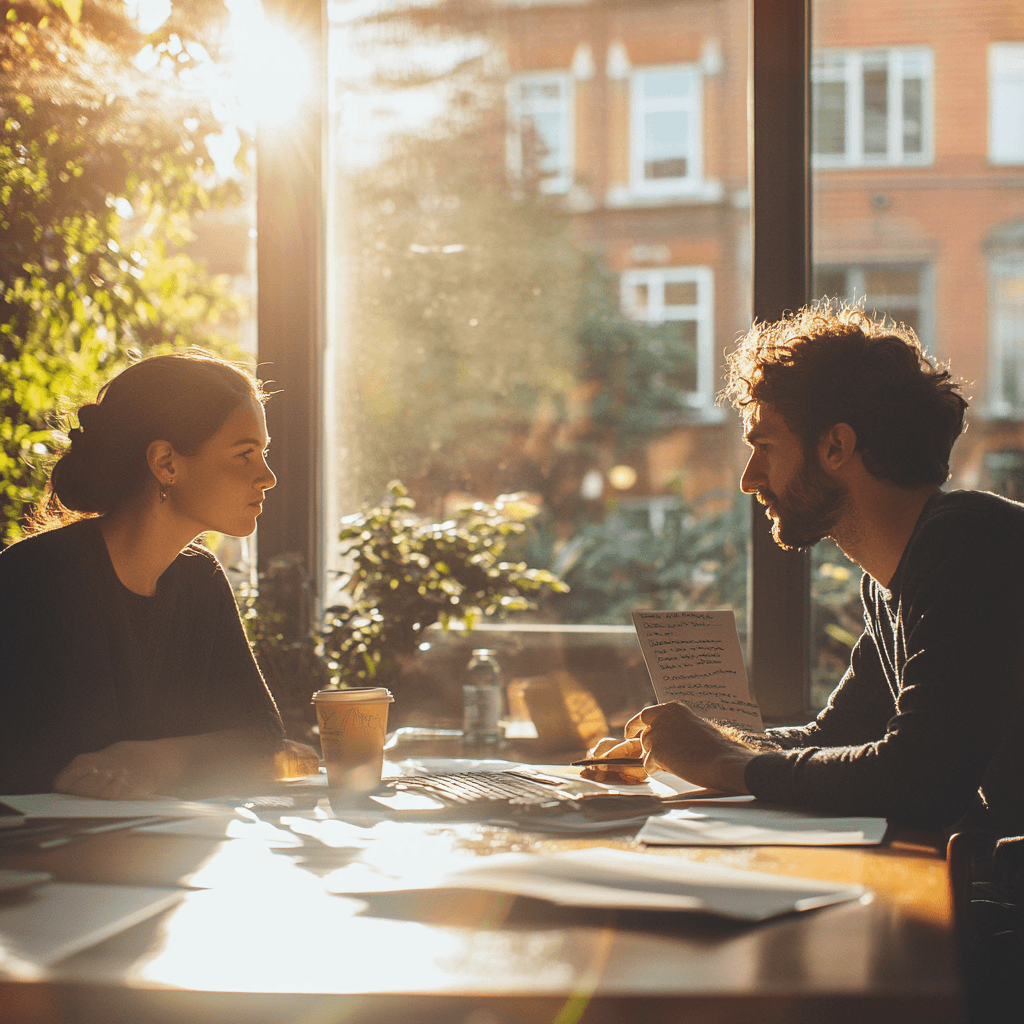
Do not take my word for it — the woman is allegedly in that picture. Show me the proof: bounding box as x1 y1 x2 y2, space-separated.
0 352 304 798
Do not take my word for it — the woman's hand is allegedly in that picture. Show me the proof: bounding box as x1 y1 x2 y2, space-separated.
578 735 652 785
53 738 190 800
52 729 283 800
273 739 321 779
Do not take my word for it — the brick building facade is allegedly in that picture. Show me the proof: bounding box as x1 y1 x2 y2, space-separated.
502 0 1024 502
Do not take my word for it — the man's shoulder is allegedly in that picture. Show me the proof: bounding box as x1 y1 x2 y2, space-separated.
921 489 1024 537
903 489 1024 579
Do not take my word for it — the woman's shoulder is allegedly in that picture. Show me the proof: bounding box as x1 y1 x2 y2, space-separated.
169 539 231 588
0 518 102 575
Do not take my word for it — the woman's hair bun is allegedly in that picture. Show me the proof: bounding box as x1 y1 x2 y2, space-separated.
75 403 102 433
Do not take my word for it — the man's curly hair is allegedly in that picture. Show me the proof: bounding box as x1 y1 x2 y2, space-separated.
722 303 969 487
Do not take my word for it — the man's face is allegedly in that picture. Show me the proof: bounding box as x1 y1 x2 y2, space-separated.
740 405 849 551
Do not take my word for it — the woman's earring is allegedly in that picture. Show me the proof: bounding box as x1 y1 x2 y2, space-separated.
159 483 170 503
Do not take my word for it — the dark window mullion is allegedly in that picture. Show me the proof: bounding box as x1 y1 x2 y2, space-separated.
749 0 812 722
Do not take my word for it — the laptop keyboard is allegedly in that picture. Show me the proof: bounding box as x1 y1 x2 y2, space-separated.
380 770 578 807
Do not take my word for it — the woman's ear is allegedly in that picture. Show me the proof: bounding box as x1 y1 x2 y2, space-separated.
146 440 176 488
820 423 858 471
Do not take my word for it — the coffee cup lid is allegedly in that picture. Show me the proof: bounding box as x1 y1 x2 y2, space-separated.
311 687 394 704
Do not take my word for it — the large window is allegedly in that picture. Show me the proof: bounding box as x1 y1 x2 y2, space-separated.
989 43 1024 165
812 48 932 167
507 73 574 194
629 66 704 194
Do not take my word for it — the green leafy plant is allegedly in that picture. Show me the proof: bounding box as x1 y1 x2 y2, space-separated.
320 481 568 689
240 553 332 743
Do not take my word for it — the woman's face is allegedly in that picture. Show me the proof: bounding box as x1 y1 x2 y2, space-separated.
170 396 276 538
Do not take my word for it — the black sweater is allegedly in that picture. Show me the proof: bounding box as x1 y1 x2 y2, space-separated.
0 518 283 794
746 490 1024 834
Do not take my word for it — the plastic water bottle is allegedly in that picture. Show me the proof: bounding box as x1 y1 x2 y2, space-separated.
463 648 503 747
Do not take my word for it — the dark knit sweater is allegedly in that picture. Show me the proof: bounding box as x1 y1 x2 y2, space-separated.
0 518 283 794
745 490 1024 833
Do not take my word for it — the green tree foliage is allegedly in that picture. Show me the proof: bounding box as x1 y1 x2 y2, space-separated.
0 0 247 542
344 102 582 505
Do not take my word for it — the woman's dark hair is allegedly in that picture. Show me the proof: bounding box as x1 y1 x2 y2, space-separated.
723 303 969 487
32 351 266 531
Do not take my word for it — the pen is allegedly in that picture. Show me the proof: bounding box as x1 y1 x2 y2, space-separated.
570 757 646 767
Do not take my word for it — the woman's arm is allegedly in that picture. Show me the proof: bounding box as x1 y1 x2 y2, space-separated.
52 729 281 799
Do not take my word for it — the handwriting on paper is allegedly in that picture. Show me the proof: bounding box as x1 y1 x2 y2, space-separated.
631 610 763 731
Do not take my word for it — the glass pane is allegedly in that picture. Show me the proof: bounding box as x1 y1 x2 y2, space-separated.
647 109 688 161
525 110 563 170
521 81 561 102
863 268 920 297
862 66 889 155
664 280 698 306
813 268 848 299
902 77 923 154
660 320 698 394
327 1 749 728
812 81 847 155
642 70 692 100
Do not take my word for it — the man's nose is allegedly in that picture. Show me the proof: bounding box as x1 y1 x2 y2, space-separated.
740 452 761 494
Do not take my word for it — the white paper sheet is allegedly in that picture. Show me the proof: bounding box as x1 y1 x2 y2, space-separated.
324 846 868 921
638 803 888 846
0 882 183 977
3 793 236 819
631 609 763 731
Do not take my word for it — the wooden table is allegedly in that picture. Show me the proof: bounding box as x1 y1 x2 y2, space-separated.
0 795 960 1024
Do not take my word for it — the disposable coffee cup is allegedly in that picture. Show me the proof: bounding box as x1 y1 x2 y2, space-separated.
311 688 395 795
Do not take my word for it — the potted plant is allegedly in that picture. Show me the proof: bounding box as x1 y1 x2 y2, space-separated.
319 482 568 692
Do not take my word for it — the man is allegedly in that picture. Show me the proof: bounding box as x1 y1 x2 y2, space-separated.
590 303 1024 836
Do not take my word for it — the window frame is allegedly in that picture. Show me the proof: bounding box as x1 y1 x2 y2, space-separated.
619 266 716 409
506 71 575 195
987 251 1024 419
629 63 705 196
812 46 933 169
989 43 1024 166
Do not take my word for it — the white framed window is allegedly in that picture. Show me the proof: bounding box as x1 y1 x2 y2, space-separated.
990 44 1024 165
988 253 1024 418
507 73 573 194
630 65 704 195
812 48 932 167
620 266 715 408
813 264 932 348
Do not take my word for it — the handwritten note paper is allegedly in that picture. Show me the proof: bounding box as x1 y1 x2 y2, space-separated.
631 610 763 732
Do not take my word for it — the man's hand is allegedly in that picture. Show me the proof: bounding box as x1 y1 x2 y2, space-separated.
579 736 650 784
625 701 755 793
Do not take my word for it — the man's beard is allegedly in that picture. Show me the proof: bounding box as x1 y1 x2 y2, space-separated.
757 453 850 551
